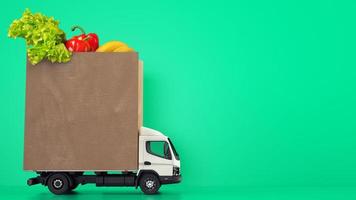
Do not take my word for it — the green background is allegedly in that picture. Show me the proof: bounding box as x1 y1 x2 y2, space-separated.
1 0 356 199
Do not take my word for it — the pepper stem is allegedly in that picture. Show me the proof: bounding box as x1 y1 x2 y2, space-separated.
71 26 86 35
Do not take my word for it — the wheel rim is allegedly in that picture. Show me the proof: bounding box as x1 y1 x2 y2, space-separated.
53 179 63 189
145 179 156 190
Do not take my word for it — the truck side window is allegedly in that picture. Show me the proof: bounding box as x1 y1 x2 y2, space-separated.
146 141 172 160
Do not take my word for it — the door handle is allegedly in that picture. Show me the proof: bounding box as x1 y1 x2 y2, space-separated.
144 161 151 165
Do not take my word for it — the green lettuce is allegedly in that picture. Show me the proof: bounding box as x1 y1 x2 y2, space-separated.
8 9 71 65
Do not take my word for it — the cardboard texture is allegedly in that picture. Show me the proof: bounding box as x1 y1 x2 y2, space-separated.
138 61 143 129
24 52 141 171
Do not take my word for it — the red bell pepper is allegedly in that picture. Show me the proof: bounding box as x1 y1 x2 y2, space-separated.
65 26 99 52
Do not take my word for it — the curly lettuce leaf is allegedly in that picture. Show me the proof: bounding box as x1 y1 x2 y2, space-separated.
8 9 71 65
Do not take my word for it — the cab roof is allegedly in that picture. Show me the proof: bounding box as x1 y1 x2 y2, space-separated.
140 127 165 137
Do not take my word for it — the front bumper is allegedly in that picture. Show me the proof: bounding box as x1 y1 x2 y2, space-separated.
159 175 182 184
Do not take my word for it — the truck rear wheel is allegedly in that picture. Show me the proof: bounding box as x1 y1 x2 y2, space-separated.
70 182 79 191
139 173 161 195
47 173 70 195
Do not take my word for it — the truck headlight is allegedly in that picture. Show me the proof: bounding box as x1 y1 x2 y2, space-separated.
173 166 180 176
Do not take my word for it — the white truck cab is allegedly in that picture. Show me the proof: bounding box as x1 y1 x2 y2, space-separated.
139 127 181 178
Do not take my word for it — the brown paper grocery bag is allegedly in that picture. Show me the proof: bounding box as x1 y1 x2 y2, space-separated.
24 52 141 171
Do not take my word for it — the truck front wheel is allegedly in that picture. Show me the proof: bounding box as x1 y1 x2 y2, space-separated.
139 173 161 194
47 173 70 195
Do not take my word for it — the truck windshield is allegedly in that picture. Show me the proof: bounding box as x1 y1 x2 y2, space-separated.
168 138 180 160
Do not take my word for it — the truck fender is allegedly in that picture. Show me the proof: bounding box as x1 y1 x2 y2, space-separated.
135 170 160 188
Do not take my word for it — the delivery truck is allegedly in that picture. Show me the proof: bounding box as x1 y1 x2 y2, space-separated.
24 53 181 195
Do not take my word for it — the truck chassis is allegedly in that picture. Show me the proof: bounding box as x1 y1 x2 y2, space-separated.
28 171 181 195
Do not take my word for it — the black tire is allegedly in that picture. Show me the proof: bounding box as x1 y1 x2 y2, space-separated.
47 173 71 195
70 182 79 190
139 173 161 195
